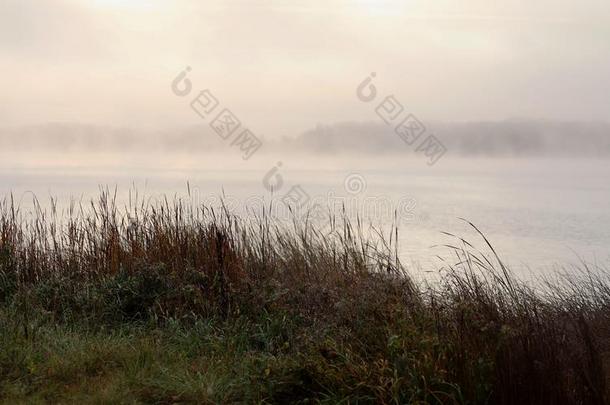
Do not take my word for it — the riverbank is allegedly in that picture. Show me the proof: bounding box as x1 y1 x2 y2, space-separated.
0 193 608 403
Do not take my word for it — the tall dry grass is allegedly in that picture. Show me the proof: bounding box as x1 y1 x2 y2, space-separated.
0 189 608 404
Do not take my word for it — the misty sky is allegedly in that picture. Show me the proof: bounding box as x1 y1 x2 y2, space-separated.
1 0 609 138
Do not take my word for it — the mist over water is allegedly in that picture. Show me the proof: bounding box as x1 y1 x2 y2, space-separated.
2 0 610 280
3 120 610 157
1 130 609 279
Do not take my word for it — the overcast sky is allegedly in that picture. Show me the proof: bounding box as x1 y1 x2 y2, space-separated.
1 0 609 137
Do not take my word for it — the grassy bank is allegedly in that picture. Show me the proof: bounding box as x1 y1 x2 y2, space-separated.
0 191 609 404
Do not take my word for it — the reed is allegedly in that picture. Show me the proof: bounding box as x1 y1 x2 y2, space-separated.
0 190 608 404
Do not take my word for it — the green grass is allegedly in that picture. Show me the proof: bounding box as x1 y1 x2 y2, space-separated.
0 304 461 404
0 316 275 403
0 190 608 404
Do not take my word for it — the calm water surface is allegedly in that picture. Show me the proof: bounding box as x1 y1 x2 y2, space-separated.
1 157 609 278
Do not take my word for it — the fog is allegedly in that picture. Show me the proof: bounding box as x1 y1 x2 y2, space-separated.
2 0 610 136
2 120 610 158
1 0 610 272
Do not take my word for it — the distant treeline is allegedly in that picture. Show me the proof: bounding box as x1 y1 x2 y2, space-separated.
2 120 610 156
289 120 610 157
